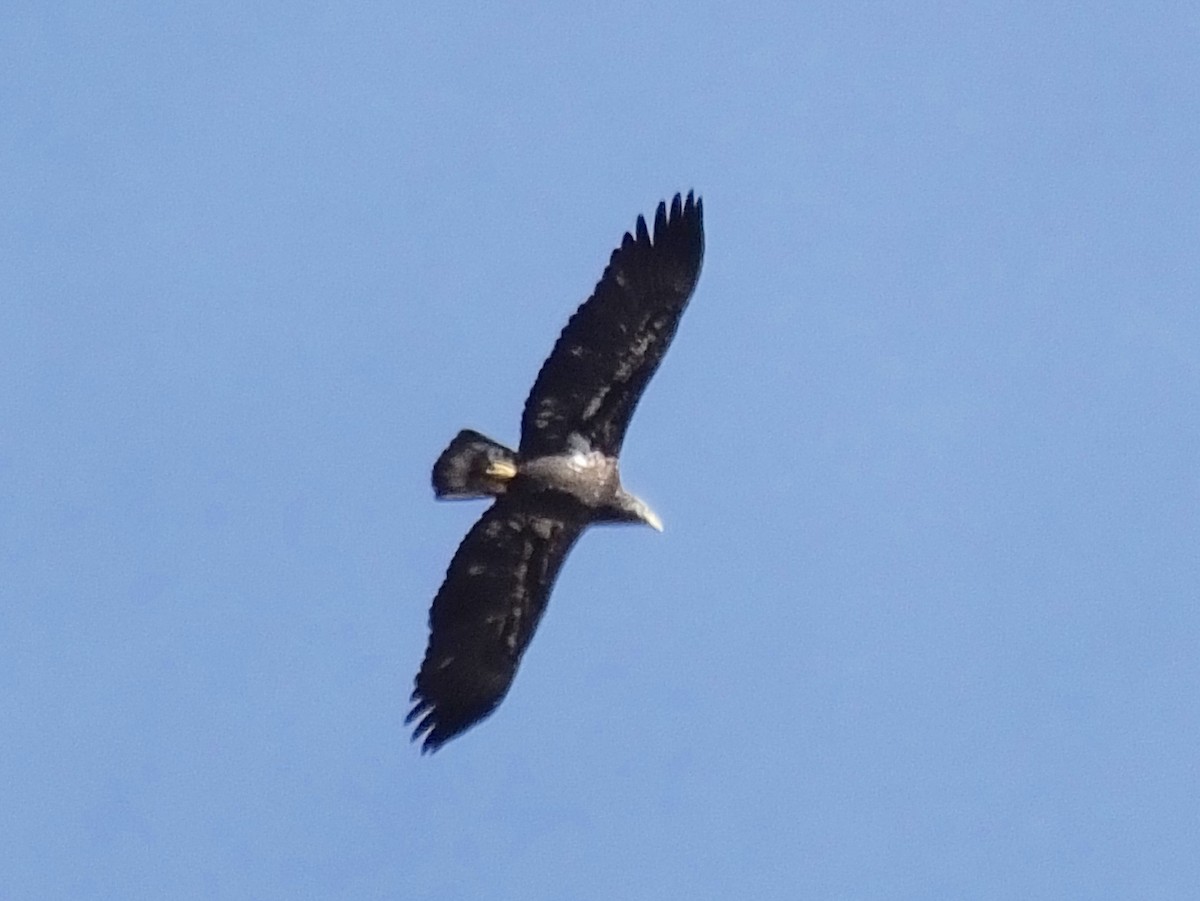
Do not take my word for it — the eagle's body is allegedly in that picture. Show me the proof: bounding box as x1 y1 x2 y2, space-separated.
409 193 704 752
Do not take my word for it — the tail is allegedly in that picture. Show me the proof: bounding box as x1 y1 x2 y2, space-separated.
432 430 519 499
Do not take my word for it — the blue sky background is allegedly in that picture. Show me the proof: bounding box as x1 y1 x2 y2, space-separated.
4 3 1198 898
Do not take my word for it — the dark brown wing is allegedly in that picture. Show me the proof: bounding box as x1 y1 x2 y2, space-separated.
519 192 705 457
407 497 586 752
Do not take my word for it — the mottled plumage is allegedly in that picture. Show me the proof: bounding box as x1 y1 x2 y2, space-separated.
409 193 704 752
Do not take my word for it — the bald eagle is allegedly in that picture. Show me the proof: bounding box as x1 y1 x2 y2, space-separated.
409 192 705 752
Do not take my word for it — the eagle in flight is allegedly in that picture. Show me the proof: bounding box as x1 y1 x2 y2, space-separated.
409 192 705 752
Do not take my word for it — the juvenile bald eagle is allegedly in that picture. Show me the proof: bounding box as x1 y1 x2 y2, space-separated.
409 192 704 752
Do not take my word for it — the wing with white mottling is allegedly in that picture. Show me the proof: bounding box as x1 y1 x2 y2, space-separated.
407 497 585 752
520 192 704 457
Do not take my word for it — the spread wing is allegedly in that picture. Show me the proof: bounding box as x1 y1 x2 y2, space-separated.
407 497 586 752
520 192 705 457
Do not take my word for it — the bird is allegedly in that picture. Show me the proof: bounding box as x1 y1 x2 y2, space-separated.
408 192 705 752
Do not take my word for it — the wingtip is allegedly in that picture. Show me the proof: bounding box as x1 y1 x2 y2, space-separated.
406 702 444 754
670 190 702 223
634 191 704 248
407 683 493 754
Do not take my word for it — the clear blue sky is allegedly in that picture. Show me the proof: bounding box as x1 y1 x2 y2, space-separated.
4 3 1198 898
